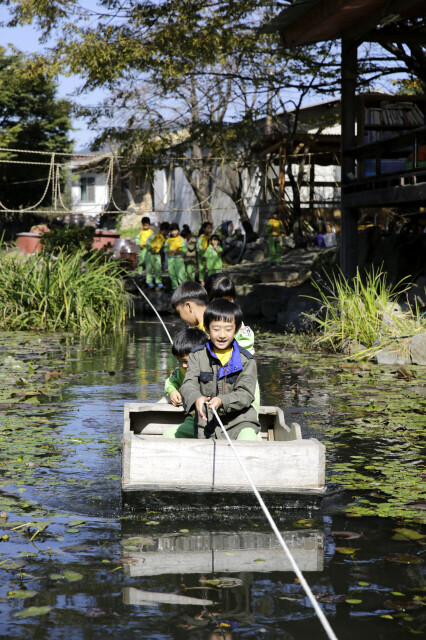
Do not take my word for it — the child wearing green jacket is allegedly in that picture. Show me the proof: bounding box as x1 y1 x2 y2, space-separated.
163 328 208 438
204 234 223 277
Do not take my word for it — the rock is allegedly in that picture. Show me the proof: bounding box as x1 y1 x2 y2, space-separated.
287 292 322 313
119 213 142 232
371 337 412 365
409 333 426 365
261 298 278 321
406 277 426 310
236 296 262 319
276 310 316 332
341 339 367 356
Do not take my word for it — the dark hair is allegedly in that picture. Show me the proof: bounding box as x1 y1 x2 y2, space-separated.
204 272 236 302
159 222 170 232
171 281 208 309
171 328 208 358
203 299 242 333
181 224 191 238
141 216 150 225
170 222 179 232
198 221 212 235
210 234 221 243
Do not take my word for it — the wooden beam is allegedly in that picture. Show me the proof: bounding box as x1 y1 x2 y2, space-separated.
342 182 426 208
364 28 426 44
340 37 358 278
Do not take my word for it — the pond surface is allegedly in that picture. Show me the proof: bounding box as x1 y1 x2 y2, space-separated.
0 322 425 639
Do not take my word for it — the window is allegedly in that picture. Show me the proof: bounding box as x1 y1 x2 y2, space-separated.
80 176 95 202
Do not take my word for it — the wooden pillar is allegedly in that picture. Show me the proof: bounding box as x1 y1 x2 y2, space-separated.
340 37 358 278
279 144 286 223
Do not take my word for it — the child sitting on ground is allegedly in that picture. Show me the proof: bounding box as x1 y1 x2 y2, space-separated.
162 327 208 439
180 299 260 440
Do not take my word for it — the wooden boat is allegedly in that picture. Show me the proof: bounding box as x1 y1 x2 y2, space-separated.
122 402 325 510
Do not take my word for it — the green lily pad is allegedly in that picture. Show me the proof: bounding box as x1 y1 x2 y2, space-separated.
14 606 51 618
335 547 359 555
7 590 37 599
63 571 83 582
49 574 64 581
392 528 425 541
346 599 362 604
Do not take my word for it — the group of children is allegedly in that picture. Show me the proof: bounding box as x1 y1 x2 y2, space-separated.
136 217 223 290
161 273 260 441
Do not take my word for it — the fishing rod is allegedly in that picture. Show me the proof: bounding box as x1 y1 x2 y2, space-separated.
131 278 173 344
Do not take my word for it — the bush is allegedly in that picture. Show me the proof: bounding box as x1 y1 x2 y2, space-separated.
307 267 425 359
40 226 96 255
0 248 132 333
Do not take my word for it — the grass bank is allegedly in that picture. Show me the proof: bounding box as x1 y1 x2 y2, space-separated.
0 247 132 333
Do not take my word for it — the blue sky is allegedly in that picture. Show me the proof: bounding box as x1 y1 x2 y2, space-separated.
0 4 106 150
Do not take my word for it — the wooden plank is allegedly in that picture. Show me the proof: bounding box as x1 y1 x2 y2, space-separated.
123 437 325 492
122 530 324 577
123 587 215 606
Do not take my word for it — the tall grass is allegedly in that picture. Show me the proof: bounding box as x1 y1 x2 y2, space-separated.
307 267 425 359
0 248 132 333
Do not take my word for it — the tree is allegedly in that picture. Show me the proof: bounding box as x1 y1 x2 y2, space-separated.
0 47 72 210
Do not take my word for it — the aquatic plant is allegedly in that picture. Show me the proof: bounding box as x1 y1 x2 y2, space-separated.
307 267 425 359
0 248 132 332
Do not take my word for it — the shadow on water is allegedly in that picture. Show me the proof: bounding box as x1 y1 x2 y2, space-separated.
0 321 425 639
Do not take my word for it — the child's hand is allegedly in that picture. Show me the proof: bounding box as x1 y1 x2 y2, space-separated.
169 390 183 407
207 397 222 411
195 396 211 420
211 239 218 248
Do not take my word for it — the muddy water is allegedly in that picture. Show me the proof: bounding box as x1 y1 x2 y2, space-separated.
0 322 424 639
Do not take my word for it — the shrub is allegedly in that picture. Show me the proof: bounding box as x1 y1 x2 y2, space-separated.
40 226 96 255
0 247 132 333
307 267 425 359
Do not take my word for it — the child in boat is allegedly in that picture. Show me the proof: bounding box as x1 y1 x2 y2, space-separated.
162 327 208 439
145 221 170 289
180 299 260 440
135 216 153 275
265 210 284 266
164 222 187 290
204 234 223 276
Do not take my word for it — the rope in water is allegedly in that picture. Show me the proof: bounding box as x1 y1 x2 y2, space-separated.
132 279 173 344
137 288 338 639
210 406 338 640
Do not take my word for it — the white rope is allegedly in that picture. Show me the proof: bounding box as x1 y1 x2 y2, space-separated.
131 279 173 344
210 405 338 640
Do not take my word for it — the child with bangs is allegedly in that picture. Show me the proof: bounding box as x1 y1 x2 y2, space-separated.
180 299 260 440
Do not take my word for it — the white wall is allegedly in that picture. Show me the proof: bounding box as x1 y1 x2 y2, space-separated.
71 172 109 216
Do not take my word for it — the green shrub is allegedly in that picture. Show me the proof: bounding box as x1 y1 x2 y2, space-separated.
0 248 132 333
40 226 96 255
307 267 425 359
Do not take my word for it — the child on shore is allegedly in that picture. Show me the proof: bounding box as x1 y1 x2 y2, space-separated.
135 216 153 275
181 224 197 281
265 210 284 266
164 223 187 290
145 221 170 289
162 328 208 438
180 299 260 440
204 234 223 277
196 221 212 285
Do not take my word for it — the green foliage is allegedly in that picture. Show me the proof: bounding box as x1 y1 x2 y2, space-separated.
40 226 95 255
307 267 425 359
0 248 131 332
0 46 72 210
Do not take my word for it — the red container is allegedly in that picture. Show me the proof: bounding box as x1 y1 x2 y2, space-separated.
92 231 120 251
16 233 42 254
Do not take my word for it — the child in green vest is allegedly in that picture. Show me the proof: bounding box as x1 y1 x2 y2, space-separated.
181 224 197 281
204 234 223 277
164 223 187 290
162 327 208 438
145 221 170 289
196 221 212 285
265 211 284 265
135 216 153 275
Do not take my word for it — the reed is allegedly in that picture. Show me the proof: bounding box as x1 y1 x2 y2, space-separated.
307 267 425 359
0 248 132 332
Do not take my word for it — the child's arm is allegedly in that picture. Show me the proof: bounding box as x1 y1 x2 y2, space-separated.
235 325 255 354
163 239 170 255
180 238 187 255
217 358 257 413
180 352 209 418
164 367 184 406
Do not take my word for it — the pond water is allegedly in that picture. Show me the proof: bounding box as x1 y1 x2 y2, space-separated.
0 322 425 639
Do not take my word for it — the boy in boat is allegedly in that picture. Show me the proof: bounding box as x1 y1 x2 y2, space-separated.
180 299 260 440
162 327 208 438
